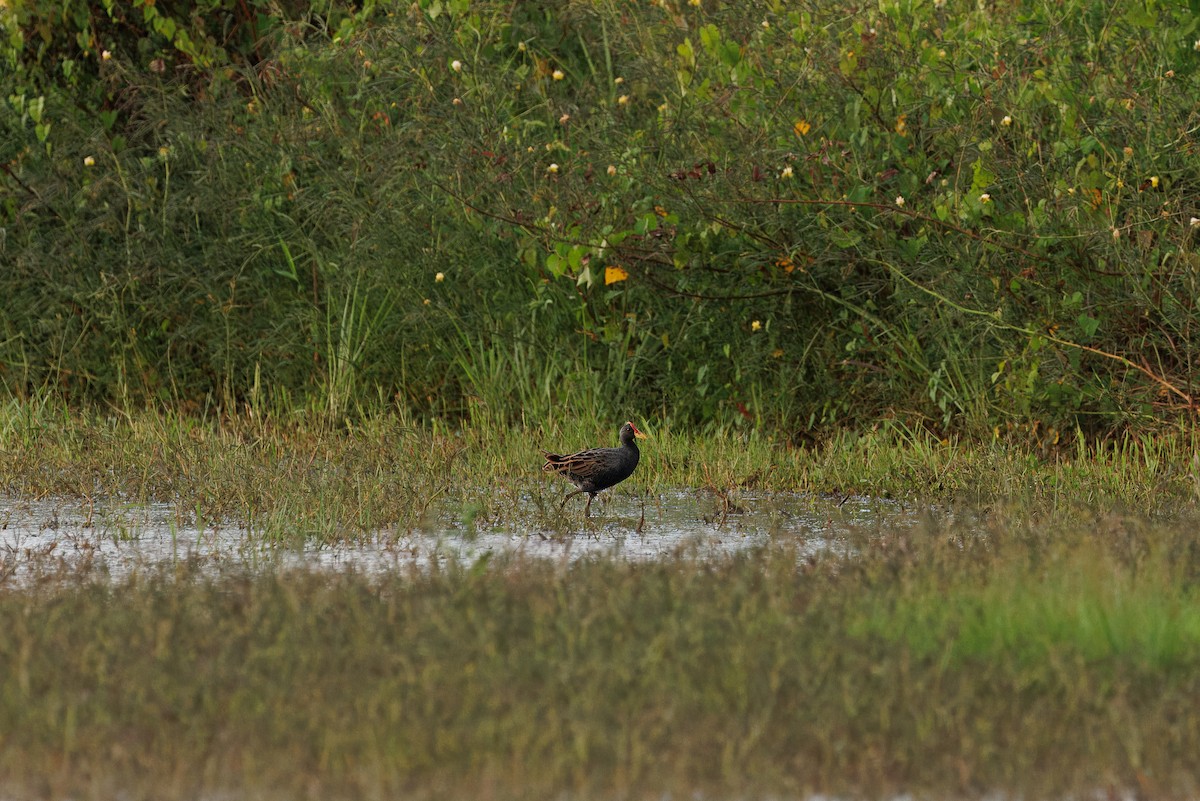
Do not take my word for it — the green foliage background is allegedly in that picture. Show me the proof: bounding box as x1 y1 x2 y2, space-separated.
3 0 1200 436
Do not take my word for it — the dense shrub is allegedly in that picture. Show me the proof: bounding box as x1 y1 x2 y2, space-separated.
2 0 1199 436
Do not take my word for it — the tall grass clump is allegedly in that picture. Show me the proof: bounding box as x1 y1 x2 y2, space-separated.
3 0 1199 437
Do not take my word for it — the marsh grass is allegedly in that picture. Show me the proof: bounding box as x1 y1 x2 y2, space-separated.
3 512 1200 801
1 400 1198 541
3 402 1200 798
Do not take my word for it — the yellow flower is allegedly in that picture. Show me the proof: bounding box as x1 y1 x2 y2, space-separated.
979 193 991 203
435 272 445 283
618 95 629 105
751 320 762 332
1150 176 1159 188
552 69 565 81
452 97 463 106
614 77 624 85
451 60 462 72
606 165 617 176
1001 115 1012 126
101 50 112 61
423 298 431 306
895 195 905 207
559 113 570 124
547 163 559 174
793 119 811 136
780 166 794 179
83 156 96 167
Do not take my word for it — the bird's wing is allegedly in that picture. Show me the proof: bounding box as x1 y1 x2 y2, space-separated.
542 447 611 481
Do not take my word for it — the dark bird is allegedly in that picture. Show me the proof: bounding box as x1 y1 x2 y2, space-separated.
542 421 647 516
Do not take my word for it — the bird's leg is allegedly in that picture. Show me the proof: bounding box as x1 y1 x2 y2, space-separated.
583 494 594 517
559 488 585 513
636 494 645 534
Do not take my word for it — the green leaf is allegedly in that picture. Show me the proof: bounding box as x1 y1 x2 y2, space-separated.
156 16 177 40
676 38 695 69
1077 314 1100 338
970 158 996 192
634 213 659 235
717 40 741 68
899 235 927 260
567 246 584 271
1122 5 1156 27
829 227 862 249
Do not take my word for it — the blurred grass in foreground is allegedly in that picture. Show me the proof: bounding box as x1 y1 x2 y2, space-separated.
2 512 1199 800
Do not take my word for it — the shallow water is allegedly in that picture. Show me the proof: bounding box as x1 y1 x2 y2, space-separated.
0 490 921 581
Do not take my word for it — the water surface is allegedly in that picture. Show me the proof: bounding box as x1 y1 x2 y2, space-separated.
1 490 925 582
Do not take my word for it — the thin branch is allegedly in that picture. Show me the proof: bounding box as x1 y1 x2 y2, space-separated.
0 163 67 224
733 196 1052 263
877 258 1196 409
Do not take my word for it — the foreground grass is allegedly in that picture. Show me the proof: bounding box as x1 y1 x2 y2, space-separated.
3 512 1200 800
1 399 1199 541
